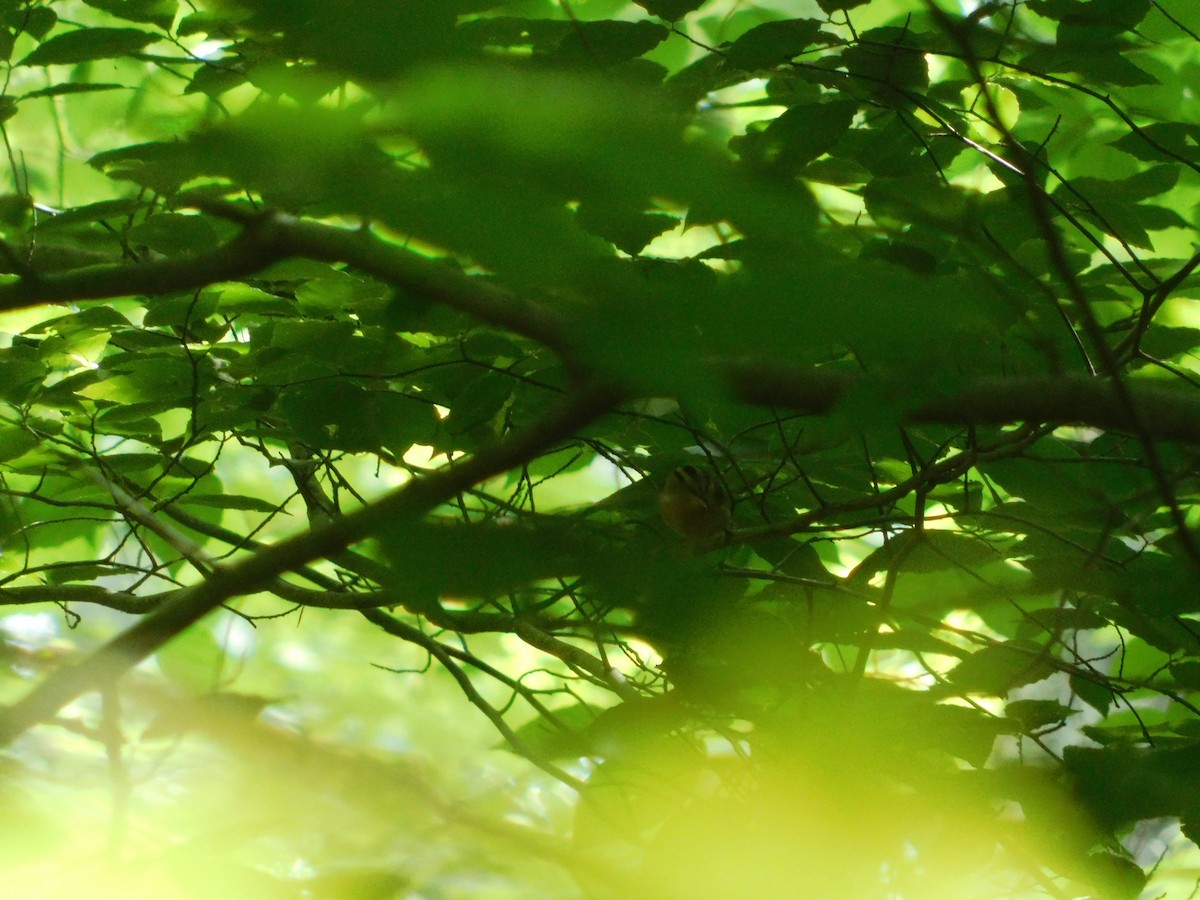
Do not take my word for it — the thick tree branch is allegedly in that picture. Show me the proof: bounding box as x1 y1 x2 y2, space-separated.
727 362 1200 444
247 209 573 355
0 207 573 356
0 225 275 309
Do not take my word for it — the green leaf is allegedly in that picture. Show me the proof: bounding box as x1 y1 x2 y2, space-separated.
82 0 177 30
1005 698 1075 730
507 701 598 759
817 0 871 10
88 452 163 473
129 213 220 256
1020 46 1158 87
575 202 678 254
294 271 388 314
731 100 856 172
82 350 202 405
838 27 931 95
184 59 248 98
37 197 147 227
0 427 38 462
724 19 822 71
0 344 47 403
267 319 356 356
871 630 969 659
88 140 201 193
377 521 589 599
1108 122 1200 163
1071 674 1113 714
1029 0 1152 43
11 6 57 40
585 695 691 758
182 494 281 513
1065 743 1200 833
1170 661 1200 690
18 26 160 66
856 530 1006 579
444 374 512 437
1068 164 1180 202
1017 605 1108 638
945 641 1056 695
555 20 668 66
633 0 706 21
20 82 126 99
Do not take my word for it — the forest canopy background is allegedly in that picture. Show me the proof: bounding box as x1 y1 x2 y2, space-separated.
0 0 1199 898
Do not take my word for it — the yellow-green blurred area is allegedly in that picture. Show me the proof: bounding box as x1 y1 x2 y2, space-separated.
0 612 1187 900
0 605 579 899
0 601 1136 900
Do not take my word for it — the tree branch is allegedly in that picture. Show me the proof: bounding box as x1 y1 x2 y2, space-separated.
726 362 1200 444
0 206 573 356
0 381 623 746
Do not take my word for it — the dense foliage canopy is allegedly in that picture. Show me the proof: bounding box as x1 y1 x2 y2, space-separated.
2 0 1200 897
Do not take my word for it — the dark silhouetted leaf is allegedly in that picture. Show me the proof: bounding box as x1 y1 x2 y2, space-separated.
725 19 822 71
19 26 160 65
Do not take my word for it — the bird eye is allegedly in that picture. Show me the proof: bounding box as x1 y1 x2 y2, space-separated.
673 464 707 494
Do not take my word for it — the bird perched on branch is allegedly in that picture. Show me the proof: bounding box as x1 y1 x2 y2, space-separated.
657 464 732 548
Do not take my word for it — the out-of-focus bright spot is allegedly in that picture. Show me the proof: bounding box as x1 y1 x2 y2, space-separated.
634 397 678 417
155 407 192 442
638 218 737 263
703 733 750 758
214 613 258 657
1053 424 1103 443
923 509 958 529
1 612 57 643
68 352 99 370
943 608 1005 642
809 181 866 223
621 637 662 670
275 639 322 671
0 307 66 334
926 52 949 81
188 39 227 60
868 648 946 688
401 443 462 470
950 163 1006 194
402 443 439 468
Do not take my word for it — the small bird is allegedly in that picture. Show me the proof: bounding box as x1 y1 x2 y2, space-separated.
657 464 732 546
